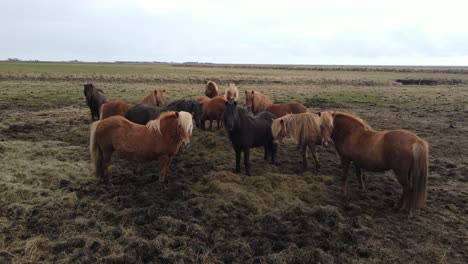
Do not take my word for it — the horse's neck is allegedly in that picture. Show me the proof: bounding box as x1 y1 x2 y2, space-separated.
334 116 368 138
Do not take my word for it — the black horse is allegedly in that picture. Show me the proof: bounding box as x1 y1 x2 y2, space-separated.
84 83 107 121
223 101 277 176
125 99 203 127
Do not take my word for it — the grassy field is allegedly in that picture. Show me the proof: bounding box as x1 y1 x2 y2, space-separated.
0 62 467 263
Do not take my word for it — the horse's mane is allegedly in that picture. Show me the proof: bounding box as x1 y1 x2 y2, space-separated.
333 111 371 130
206 81 218 92
272 113 320 144
252 91 273 113
224 83 239 102
138 89 157 105
146 111 193 135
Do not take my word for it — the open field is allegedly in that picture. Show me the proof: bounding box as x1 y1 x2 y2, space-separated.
0 62 467 263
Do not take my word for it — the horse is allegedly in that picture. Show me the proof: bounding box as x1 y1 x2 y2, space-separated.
100 89 166 120
204 80 219 98
224 83 239 103
271 112 333 171
200 96 226 130
320 111 429 212
223 102 277 176
89 111 193 187
84 83 107 121
244 90 307 117
125 99 203 128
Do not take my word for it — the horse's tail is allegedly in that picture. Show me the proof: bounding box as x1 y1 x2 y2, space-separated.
410 140 429 210
89 121 103 178
99 104 105 120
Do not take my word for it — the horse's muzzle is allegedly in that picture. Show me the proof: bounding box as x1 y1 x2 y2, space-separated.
322 139 333 146
181 141 191 151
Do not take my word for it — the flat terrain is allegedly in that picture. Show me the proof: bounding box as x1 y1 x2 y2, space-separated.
0 62 467 263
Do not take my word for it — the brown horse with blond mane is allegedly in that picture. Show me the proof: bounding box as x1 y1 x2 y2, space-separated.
272 112 334 171
90 111 193 187
100 89 166 120
245 90 307 118
320 111 429 212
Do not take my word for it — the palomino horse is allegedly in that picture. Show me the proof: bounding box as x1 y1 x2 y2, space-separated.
84 83 107 121
125 99 203 128
244 90 307 117
200 96 226 130
90 111 193 187
271 112 333 171
204 80 219 98
320 111 429 212
224 83 239 103
223 102 277 176
99 89 166 120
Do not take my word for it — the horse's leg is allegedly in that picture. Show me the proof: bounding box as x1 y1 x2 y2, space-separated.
159 155 170 188
209 119 213 130
341 158 351 196
235 148 241 174
355 165 365 191
301 144 308 170
244 148 251 176
264 144 270 161
101 151 112 184
394 167 411 213
165 156 174 185
309 142 320 171
271 141 278 165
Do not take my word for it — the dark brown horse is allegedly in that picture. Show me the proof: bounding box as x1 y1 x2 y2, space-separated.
244 90 307 118
200 96 226 130
100 89 166 120
84 83 107 121
320 111 429 212
90 111 193 187
204 80 219 98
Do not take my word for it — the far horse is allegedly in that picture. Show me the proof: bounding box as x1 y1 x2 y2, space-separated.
204 80 219 98
245 90 307 118
84 83 107 121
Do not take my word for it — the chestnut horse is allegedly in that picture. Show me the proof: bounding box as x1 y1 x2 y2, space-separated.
100 89 166 120
204 80 219 98
271 112 333 171
320 111 429 212
200 96 226 130
90 111 193 187
244 90 307 118
84 83 107 121
224 83 239 103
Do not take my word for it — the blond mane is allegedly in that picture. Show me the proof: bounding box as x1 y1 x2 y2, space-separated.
146 111 193 135
272 113 320 144
333 111 371 130
247 90 273 113
224 83 239 102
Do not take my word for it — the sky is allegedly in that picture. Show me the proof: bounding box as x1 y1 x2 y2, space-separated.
1 0 468 65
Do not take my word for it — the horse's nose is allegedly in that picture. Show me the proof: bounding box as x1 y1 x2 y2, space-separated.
181 141 191 151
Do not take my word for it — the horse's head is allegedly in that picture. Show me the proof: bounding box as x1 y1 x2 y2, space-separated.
155 89 166 106
176 111 193 151
83 83 95 100
223 101 239 131
192 102 203 128
272 118 287 144
245 90 255 111
318 111 334 146
225 83 239 103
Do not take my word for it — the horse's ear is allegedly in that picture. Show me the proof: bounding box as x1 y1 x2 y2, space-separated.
251 91 254 94
175 112 179 118
234 101 237 106
245 90 247 94
317 111 321 116
154 90 158 95
204 80 208 84
163 89 166 93
280 119 284 125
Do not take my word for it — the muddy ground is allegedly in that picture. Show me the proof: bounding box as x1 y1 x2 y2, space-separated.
0 78 467 263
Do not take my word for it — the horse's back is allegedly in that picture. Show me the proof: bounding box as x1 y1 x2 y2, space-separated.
125 104 161 125
267 102 307 118
101 100 132 119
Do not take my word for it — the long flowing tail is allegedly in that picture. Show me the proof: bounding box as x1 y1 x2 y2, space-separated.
410 140 429 209
89 121 103 178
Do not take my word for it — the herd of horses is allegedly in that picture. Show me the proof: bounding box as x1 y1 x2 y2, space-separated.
84 81 429 212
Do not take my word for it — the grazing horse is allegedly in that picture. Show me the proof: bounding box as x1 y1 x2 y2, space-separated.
125 99 203 128
320 111 429 212
223 102 277 176
271 112 333 171
204 80 219 98
200 96 226 130
84 83 107 121
245 90 307 117
89 111 193 187
224 83 239 103
100 89 166 120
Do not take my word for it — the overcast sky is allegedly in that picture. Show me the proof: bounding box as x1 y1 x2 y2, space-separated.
2 0 468 65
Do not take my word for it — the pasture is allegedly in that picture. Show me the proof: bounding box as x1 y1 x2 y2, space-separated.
0 62 467 263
